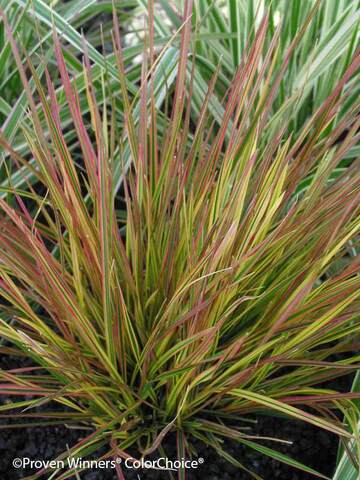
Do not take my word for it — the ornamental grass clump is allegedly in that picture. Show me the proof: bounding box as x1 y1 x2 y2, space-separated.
0 2 360 478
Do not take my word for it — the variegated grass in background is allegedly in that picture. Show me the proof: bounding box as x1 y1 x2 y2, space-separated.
1 0 359 194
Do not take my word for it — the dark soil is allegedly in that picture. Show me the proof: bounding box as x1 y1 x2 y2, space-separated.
0 355 352 479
